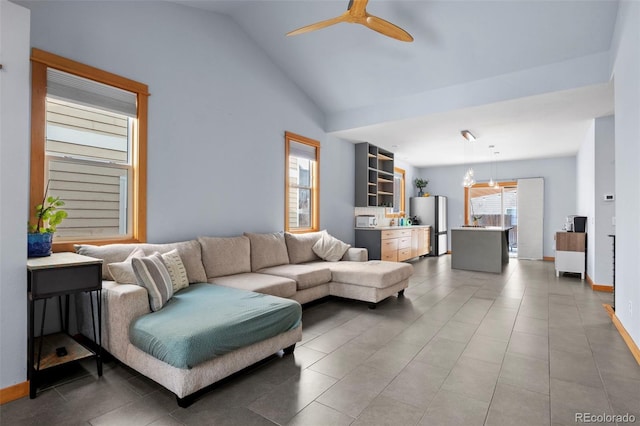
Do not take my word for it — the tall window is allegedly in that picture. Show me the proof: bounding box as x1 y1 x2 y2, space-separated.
285 132 319 233
30 49 149 251
389 167 406 217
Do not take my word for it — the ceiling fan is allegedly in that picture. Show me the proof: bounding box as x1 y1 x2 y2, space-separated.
287 0 413 42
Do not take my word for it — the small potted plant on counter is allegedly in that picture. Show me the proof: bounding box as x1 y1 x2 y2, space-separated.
27 194 67 257
414 178 429 197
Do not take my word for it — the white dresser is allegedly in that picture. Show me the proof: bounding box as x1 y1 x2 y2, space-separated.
555 232 586 279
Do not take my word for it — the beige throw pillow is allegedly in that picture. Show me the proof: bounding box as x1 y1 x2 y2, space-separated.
312 231 351 262
107 247 145 284
161 249 189 293
75 244 140 280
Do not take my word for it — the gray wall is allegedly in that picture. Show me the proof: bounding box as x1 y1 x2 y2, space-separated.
22 0 354 243
0 0 356 390
0 0 30 390
419 156 576 258
610 1 640 346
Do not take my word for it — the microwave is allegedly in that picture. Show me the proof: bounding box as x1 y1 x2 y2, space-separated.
356 215 377 228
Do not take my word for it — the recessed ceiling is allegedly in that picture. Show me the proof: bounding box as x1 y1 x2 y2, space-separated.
177 0 619 167
332 82 615 167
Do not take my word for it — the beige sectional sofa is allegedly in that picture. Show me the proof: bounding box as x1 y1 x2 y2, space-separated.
77 230 413 406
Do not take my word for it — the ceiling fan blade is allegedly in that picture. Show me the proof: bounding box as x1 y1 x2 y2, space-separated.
347 0 368 16
364 14 413 42
287 14 347 37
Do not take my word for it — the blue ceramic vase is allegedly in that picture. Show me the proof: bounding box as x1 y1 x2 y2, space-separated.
27 232 53 257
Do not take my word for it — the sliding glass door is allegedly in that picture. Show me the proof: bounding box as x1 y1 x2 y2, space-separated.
466 182 518 253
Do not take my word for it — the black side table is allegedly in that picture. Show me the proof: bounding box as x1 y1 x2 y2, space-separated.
27 252 103 398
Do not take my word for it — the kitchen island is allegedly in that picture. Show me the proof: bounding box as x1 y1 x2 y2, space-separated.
451 227 511 273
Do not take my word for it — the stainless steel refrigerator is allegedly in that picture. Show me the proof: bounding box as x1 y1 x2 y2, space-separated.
410 196 448 256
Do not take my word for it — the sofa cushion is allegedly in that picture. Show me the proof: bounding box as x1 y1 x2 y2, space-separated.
319 260 414 289
129 283 301 369
312 231 351 262
244 232 290 271
199 236 251 278
107 247 145 284
132 253 174 311
76 240 207 284
284 231 322 264
258 264 331 290
210 273 296 298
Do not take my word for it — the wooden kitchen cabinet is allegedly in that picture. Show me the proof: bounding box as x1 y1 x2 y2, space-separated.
356 226 430 262
413 227 431 258
381 237 398 261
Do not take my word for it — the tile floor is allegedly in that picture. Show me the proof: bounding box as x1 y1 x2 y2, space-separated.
2 256 639 426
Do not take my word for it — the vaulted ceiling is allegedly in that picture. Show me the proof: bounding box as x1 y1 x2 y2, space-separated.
179 0 619 167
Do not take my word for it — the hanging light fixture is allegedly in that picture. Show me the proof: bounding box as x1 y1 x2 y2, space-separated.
461 130 476 141
461 130 476 187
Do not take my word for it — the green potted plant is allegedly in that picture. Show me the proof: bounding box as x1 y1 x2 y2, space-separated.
27 194 67 257
414 178 429 197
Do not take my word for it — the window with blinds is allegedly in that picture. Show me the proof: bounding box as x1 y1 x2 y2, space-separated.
30 49 148 249
285 132 320 233
392 167 405 216
44 69 136 239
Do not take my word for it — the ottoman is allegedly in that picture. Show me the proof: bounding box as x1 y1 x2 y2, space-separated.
322 260 414 307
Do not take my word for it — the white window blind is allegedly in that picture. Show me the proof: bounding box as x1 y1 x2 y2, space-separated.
289 141 316 161
47 68 137 117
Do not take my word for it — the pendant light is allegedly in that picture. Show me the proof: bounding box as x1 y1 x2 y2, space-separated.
461 130 476 187
488 145 495 187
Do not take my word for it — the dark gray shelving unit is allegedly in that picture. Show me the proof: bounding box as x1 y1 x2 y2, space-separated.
355 142 395 207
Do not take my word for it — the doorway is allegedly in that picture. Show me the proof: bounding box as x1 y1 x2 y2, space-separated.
465 182 518 256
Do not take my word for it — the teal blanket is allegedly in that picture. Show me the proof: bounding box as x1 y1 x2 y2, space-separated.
130 283 301 369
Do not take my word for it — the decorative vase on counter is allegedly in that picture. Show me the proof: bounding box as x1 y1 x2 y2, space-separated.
27 232 53 257
418 189 424 197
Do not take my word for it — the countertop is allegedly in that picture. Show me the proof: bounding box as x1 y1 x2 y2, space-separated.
454 226 513 232
355 225 432 230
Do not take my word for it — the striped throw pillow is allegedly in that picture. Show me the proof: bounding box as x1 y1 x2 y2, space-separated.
132 252 174 311
161 249 189 292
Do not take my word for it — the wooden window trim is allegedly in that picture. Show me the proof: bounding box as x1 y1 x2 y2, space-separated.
386 167 406 218
30 48 149 252
285 131 320 233
464 181 517 225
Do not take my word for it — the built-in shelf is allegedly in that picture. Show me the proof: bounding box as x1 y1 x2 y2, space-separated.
355 143 395 207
